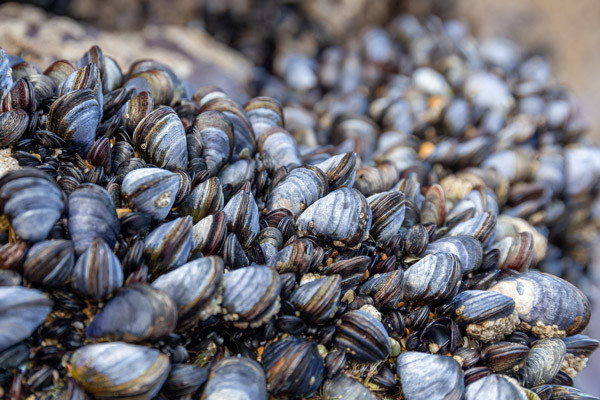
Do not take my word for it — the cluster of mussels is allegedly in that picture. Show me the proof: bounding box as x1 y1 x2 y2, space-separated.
1 12 600 400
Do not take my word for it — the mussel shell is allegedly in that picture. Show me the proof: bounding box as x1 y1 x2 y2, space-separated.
144 216 193 277
58 63 103 116
152 256 224 330
262 336 324 397
70 342 170 399
190 211 227 258
125 69 174 106
396 352 464 400
322 374 376 400
222 265 281 328
489 271 591 338
48 89 100 155
297 187 372 247
200 97 256 160
132 106 188 170
162 363 207 398
0 168 65 242
0 286 52 352
425 235 483 274
481 341 530 373
290 274 341 325
448 211 497 247
523 339 566 388
267 238 321 276
335 309 390 363
315 152 357 190
179 176 223 223
244 96 284 139
68 183 120 254
23 239 75 286
121 168 179 221
258 127 301 172
492 232 534 272
453 290 518 342
86 284 177 342
71 238 123 300
0 109 29 146
402 253 462 305
192 110 233 176
359 270 403 309
368 191 407 243
465 373 527 400
266 165 328 217
223 186 260 249
120 91 153 134
203 357 267 400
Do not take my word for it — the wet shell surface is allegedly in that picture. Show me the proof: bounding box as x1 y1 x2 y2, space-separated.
121 167 179 221
396 352 465 400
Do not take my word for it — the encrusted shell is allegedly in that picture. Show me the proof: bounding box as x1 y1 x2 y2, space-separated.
489 271 591 338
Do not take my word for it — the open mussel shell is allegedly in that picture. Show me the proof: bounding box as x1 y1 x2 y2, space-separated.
397 352 464 400
290 274 341 325
71 238 123 300
0 168 65 242
0 109 29 146
203 357 267 400
262 336 324 397
453 290 519 343
152 256 224 330
523 339 566 388
191 110 233 176
132 106 188 170
335 309 390 363
121 168 179 222
465 373 528 400
425 235 483 274
561 334 600 378
297 187 371 247
481 341 530 373
47 88 100 155
144 216 193 277
68 183 120 255
322 374 377 400
70 342 170 399
489 271 591 338
266 165 328 217
368 191 407 243
161 363 207 398
200 96 256 161
258 127 301 172
190 211 227 258
402 253 462 305
223 185 260 249
23 239 75 287
86 284 177 343
314 152 357 190
0 286 52 352
179 176 223 223
222 265 281 328
267 238 322 276
359 270 403 309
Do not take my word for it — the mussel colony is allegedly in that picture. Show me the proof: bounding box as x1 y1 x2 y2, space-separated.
1 12 600 400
